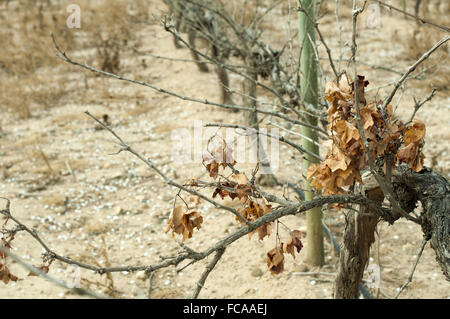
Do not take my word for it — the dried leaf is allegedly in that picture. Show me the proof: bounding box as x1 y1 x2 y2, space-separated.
189 196 200 206
396 143 424 172
305 75 426 194
0 237 11 259
403 119 426 145
249 222 274 241
205 161 219 179
353 75 369 105
238 200 272 235
282 230 303 259
28 265 50 277
231 173 248 185
266 247 284 275
165 206 203 241
0 263 18 284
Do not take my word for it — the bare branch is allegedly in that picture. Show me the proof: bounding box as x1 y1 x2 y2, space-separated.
297 1 339 81
394 239 429 299
372 0 450 33
50 33 327 136
0 245 110 299
84 111 251 226
408 89 437 124
351 0 421 224
204 122 323 162
382 36 449 111
191 247 226 299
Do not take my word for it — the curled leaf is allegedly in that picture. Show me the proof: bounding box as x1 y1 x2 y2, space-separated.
403 119 426 145
165 206 203 241
282 230 303 259
266 247 284 275
0 263 18 284
28 265 50 277
0 237 11 259
231 173 248 185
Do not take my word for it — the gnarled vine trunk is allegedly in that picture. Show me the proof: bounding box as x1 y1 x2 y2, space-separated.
395 167 450 280
334 166 449 299
333 187 383 299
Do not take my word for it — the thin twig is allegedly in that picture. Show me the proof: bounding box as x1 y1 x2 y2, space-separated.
205 122 323 162
0 192 381 276
372 0 450 33
0 245 109 299
382 36 449 112
191 247 226 299
268 120 328 151
297 1 339 81
407 89 437 124
84 111 251 226
394 239 428 299
291 271 335 277
50 33 327 136
147 271 155 299
65 160 77 182
351 0 421 225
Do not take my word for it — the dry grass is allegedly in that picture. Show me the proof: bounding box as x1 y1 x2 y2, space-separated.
0 1 75 118
0 0 293 122
0 0 150 120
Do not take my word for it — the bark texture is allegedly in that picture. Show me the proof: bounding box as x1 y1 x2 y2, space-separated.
334 166 449 299
333 187 383 299
394 167 450 281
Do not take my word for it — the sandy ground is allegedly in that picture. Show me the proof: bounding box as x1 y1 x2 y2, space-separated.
0 0 449 299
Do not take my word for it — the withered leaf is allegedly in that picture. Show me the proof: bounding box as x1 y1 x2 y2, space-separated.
282 230 303 259
205 161 219 179
235 184 253 200
0 263 18 284
189 196 201 206
231 173 248 185
266 247 285 275
396 143 424 172
307 75 427 195
28 265 50 277
212 182 243 200
0 237 11 259
353 75 369 105
165 206 203 241
249 222 274 241
338 73 353 96
403 119 426 145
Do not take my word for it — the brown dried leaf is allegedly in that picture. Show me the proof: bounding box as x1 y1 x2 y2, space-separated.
0 263 18 284
165 206 203 241
231 173 248 185
28 265 50 277
266 247 284 275
165 205 185 236
189 196 200 206
182 211 203 241
338 73 353 96
206 161 219 179
249 222 274 241
396 142 424 172
353 75 369 105
0 237 11 259
282 230 303 259
403 119 426 145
